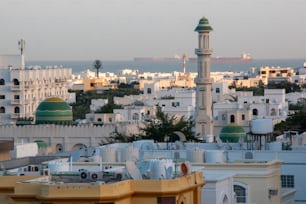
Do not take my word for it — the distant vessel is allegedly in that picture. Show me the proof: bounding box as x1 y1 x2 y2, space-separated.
134 53 253 63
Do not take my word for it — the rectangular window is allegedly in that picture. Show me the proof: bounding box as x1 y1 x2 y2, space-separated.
157 197 175 204
281 175 294 188
241 114 245 120
216 87 220 93
0 95 5 99
14 95 20 99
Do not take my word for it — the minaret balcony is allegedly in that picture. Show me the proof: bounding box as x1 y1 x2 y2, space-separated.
195 78 213 84
195 48 213 55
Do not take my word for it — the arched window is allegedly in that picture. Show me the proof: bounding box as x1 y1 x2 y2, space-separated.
270 108 276 116
234 184 247 203
0 79 5 85
230 115 235 123
14 107 20 113
13 78 20 86
252 109 258 116
0 107 5 113
132 113 139 120
97 118 102 122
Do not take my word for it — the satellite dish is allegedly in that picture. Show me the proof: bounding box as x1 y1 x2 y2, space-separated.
126 161 142 180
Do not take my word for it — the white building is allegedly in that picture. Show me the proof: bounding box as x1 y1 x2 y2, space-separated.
213 89 288 136
0 54 72 124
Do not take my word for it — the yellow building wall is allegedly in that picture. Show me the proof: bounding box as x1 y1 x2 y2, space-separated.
7 172 204 204
0 176 41 204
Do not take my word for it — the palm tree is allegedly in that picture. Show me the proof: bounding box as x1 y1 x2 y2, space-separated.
93 60 102 78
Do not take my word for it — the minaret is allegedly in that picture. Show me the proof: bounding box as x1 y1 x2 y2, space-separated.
18 39 25 69
182 53 187 73
194 17 214 139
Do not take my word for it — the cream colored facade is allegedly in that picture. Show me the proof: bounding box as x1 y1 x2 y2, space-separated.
199 160 283 204
0 172 204 204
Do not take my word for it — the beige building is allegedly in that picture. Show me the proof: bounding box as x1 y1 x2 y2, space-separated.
200 160 283 204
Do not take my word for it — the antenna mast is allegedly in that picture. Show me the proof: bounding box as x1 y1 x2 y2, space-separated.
18 39 26 69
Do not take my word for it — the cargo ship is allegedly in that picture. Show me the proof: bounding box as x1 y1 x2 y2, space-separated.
134 53 252 63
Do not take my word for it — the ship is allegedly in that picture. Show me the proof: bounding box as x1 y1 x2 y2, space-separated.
134 53 252 63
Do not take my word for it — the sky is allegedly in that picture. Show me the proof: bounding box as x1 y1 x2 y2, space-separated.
0 0 305 61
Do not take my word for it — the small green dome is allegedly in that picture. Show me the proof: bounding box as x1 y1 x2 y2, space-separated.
35 97 73 125
195 17 213 32
220 123 246 143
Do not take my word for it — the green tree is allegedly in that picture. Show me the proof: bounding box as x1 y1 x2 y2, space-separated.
93 60 102 78
140 107 197 142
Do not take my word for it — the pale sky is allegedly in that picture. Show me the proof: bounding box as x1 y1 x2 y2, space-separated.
0 0 305 61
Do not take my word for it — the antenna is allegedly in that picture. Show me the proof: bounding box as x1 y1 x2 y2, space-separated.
18 39 26 69
18 39 25 55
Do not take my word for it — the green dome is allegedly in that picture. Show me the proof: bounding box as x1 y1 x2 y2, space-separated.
219 123 246 143
35 97 73 125
195 17 213 32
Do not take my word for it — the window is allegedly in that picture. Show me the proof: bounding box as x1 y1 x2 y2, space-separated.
13 78 20 85
252 109 258 116
14 107 20 113
281 175 294 188
234 185 246 203
0 95 5 99
0 79 5 85
0 107 5 113
14 95 20 99
230 115 235 123
216 87 220 93
157 197 175 204
147 88 152 94
222 114 226 120
241 114 245 120
271 108 276 116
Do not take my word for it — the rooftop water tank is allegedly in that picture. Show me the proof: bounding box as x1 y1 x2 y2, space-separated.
187 148 205 163
205 150 225 163
100 146 116 163
251 119 273 134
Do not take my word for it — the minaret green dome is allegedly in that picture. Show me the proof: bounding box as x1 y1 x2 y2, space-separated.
219 123 247 143
35 97 73 125
195 17 213 32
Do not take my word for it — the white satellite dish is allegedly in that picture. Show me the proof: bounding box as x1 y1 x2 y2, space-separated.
126 161 142 180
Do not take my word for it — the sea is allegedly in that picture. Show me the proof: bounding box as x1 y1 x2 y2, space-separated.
27 58 306 75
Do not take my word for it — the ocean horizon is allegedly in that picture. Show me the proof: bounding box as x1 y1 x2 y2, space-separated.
27 58 306 75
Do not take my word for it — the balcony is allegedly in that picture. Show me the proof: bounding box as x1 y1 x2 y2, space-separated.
11 99 21 105
11 113 20 119
11 85 22 91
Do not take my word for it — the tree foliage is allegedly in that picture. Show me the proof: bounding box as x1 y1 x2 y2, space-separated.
139 107 197 142
274 104 306 135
